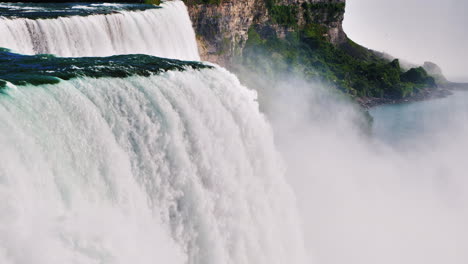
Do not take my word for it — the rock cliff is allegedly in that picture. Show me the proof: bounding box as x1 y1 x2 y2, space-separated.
184 0 347 66
184 0 437 101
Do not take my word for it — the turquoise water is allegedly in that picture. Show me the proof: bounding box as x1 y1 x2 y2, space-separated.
370 91 468 145
0 2 158 19
0 49 208 89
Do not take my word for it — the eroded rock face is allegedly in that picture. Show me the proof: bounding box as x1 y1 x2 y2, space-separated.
186 0 267 65
185 0 347 66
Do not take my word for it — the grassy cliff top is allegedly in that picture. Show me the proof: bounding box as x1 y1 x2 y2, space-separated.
242 25 436 100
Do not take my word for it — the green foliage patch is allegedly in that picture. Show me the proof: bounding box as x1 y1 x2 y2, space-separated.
144 0 161 4
242 25 436 99
302 2 346 23
182 0 221 6
270 5 298 26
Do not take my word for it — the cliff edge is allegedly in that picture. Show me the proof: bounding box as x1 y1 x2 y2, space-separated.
184 0 438 101
184 0 347 66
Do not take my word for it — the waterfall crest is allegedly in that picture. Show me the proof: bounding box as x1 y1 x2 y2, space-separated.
0 1 200 60
0 1 308 263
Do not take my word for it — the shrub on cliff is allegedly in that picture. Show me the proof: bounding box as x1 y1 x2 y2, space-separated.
242 26 436 99
302 2 346 23
270 5 298 26
182 0 221 5
401 67 436 86
144 0 161 4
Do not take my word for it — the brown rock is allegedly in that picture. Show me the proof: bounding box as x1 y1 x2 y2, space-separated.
185 0 347 66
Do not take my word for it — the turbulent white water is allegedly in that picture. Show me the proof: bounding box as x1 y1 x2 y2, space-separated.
0 1 310 263
0 69 306 264
0 1 200 60
3 0 468 263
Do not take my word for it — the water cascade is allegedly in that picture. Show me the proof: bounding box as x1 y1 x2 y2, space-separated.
0 1 307 263
0 1 199 60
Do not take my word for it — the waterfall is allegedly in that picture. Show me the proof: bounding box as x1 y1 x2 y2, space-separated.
0 1 200 60
0 67 306 264
0 1 308 263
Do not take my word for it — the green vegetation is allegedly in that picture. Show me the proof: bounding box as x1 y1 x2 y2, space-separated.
248 0 436 99
182 0 222 6
144 0 161 5
270 5 298 26
302 2 346 14
302 2 346 23
267 0 345 25
242 26 436 99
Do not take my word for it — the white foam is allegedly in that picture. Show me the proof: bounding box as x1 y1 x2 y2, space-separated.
0 68 307 264
0 1 200 61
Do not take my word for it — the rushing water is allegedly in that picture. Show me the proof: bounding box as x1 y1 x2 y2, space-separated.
0 68 306 264
0 1 307 263
0 1 200 60
0 2 158 19
1 1 467 264
0 48 208 89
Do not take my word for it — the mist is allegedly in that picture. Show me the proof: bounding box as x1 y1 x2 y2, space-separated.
344 0 468 81
239 68 468 264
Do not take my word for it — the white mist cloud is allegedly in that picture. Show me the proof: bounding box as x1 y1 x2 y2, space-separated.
255 74 468 264
343 0 468 81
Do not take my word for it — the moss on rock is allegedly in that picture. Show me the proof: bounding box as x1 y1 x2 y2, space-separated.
144 0 161 5
269 5 298 26
242 25 436 99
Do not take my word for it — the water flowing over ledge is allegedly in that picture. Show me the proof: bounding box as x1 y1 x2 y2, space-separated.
0 1 308 263
0 2 159 19
0 69 306 264
0 1 200 60
0 48 209 89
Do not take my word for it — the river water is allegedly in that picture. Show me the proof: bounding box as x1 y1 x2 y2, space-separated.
370 90 468 147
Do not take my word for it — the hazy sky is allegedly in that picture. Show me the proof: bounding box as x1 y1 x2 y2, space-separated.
343 0 468 81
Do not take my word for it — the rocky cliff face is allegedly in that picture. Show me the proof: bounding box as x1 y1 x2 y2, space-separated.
184 0 347 66
183 0 440 102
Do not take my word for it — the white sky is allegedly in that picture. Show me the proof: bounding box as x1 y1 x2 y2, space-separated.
343 0 468 81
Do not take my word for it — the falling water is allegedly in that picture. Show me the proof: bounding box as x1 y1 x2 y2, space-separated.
0 1 200 60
